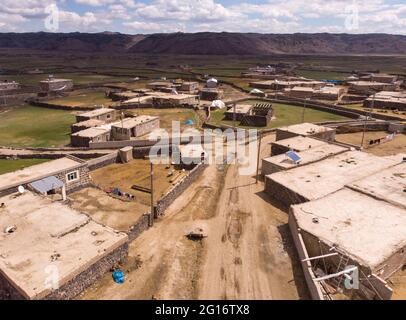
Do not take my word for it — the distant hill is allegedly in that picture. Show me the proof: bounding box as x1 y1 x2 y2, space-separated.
0 32 405 55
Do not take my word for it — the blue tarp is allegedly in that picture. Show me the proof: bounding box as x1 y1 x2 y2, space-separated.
184 119 194 125
30 176 64 194
112 270 125 284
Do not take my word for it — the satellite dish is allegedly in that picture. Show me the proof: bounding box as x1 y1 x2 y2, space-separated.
18 186 25 194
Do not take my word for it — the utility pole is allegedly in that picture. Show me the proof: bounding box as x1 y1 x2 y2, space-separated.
149 162 154 227
361 92 375 149
255 131 262 184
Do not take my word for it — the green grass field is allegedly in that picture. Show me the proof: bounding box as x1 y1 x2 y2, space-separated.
47 91 112 108
0 106 75 147
209 100 350 129
295 70 350 80
0 159 50 175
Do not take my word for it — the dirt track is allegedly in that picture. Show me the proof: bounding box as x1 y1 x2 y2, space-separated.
79 133 307 300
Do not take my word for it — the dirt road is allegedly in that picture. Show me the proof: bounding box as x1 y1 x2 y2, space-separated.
80 133 307 300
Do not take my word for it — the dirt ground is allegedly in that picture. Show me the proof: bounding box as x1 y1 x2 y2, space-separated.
79 132 307 300
69 187 149 232
90 159 188 206
388 268 406 300
336 131 406 156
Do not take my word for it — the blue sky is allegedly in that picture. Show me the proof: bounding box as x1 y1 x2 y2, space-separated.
0 0 405 34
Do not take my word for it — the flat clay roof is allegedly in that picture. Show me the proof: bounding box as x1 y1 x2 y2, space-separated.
40 78 72 83
277 123 334 136
263 143 348 170
78 108 115 118
0 192 128 299
72 119 105 128
71 127 110 138
347 161 406 209
267 151 399 201
0 157 84 192
272 136 327 152
112 115 159 129
291 188 406 270
226 104 252 114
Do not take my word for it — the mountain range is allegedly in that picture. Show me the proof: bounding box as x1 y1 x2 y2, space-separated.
0 32 405 55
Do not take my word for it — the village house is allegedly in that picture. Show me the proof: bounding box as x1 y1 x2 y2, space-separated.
70 127 111 147
199 88 224 101
71 119 105 134
363 91 406 111
180 81 199 92
75 108 117 123
0 191 128 300
0 156 90 197
0 80 19 92
275 123 336 141
111 115 160 140
39 78 73 92
289 161 406 300
146 81 174 90
347 81 398 94
152 93 198 107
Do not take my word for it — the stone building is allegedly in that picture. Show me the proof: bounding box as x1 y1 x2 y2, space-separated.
71 127 111 147
264 150 399 207
261 142 348 175
180 81 199 92
347 81 398 94
0 80 19 92
71 119 105 134
270 136 328 156
275 123 336 141
75 108 116 123
199 88 224 101
111 115 160 140
152 94 198 107
0 156 90 197
289 176 406 300
224 103 273 127
39 78 73 92
363 91 406 111
0 191 128 300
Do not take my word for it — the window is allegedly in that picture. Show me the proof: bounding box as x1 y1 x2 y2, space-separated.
66 171 79 183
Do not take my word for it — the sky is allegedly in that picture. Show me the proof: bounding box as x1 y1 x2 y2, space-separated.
0 0 405 34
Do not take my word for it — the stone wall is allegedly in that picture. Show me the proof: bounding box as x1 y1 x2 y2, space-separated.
0 271 27 300
87 152 119 171
155 163 207 216
265 176 308 207
44 242 128 300
127 214 150 242
55 165 91 194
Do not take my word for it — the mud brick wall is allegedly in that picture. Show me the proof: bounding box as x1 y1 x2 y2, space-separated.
264 176 308 207
155 163 207 216
44 242 128 300
127 214 150 242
